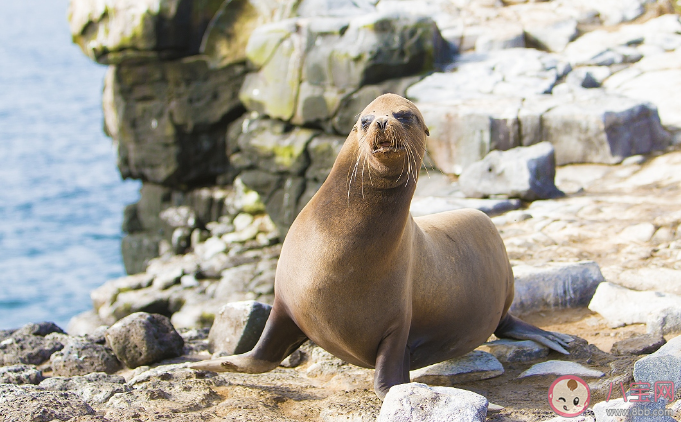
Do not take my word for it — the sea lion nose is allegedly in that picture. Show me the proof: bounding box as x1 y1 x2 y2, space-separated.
375 117 388 131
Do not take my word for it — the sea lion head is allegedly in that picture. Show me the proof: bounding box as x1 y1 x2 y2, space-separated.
352 94 429 187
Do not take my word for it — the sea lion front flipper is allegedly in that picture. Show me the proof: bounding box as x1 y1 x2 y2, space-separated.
373 327 411 400
190 303 308 373
494 313 572 355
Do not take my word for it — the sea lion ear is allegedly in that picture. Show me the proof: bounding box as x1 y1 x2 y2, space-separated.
352 125 358 132
425 127 430 136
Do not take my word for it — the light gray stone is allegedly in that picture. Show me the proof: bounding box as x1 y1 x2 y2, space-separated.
459 142 562 200
66 310 106 337
208 301 272 355
50 338 121 377
634 335 681 389
474 22 525 52
480 339 549 363
0 364 44 385
510 261 604 316
90 273 154 312
588 282 681 334
593 397 675 422
523 15 577 53
518 360 604 378
410 350 504 386
378 383 488 422
410 196 521 217
105 312 184 368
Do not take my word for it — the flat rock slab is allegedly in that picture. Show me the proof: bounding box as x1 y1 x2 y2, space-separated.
633 335 681 389
611 334 666 356
0 384 95 421
410 350 504 386
410 196 521 217
588 282 681 335
479 339 549 363
209 300 272 356
510 261 604 315
39 373 130 407
518 360 604 378
614 267 681 296
378 383 488 422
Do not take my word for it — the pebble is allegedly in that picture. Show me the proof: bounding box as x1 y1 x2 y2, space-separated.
518 360 604 378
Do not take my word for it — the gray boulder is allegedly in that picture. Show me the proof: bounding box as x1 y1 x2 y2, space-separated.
378 383 488 422
0 364 44 385
0 384 95 421
510 261 604 316
410 350 504 386
50 339 121 377
539 91 670 165
633 335 681 390
459 142 562 200
0 323 67 366
209 301 272 356
105 312 184 368
614 267 681 296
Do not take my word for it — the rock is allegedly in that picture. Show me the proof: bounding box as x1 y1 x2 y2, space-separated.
619 223 656 243
611 334 666 356
96 284 182 325
305 135 345 182
510 261 604 316
208 301 272 355
524 16 577 53
377 383 488 422
50 339 121 377
0 364 44 385
67 0 227 64
105 312 184 368
91 273 154 312
593 397 674 422
67 310 106 337
540 91 670 165
459 142 563 200
410 196 522 217
614 267 681 296
0 323 67 366
474 22 525 52
240 12 444 124
194 236 229 261
603 50 681 131
120 232 162 275
588 282 681 334
410 350 504 386
105 59 247 186
566 66 612 89
0 384 95 421
633 335 681 389
479 339 549 363
518 360 604 378
39 373 130 406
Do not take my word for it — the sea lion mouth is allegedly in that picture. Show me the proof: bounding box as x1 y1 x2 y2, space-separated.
371 139 404 154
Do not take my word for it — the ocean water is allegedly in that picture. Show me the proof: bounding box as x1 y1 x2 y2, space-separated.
0 0 140 330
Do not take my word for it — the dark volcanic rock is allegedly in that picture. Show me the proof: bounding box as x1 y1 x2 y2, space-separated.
105 312 184 368
0 364 44 385
50 339 121 377
0 323 67 366
0 384 95 421
611 334 666 356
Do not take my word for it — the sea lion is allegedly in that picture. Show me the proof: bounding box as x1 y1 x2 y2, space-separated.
192 94 571 399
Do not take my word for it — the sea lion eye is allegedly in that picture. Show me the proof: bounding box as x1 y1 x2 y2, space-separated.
361 115 374 131
393 111 413 122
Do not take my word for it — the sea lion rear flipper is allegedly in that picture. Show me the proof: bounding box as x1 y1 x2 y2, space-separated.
190 304 308 373
494 313 572 355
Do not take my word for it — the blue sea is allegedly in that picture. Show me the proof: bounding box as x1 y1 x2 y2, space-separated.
0 0 140 330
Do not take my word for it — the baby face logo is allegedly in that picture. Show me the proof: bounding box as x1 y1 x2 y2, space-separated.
548 375 590 417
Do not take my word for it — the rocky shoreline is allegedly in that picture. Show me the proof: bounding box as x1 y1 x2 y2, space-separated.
4 0 681 420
